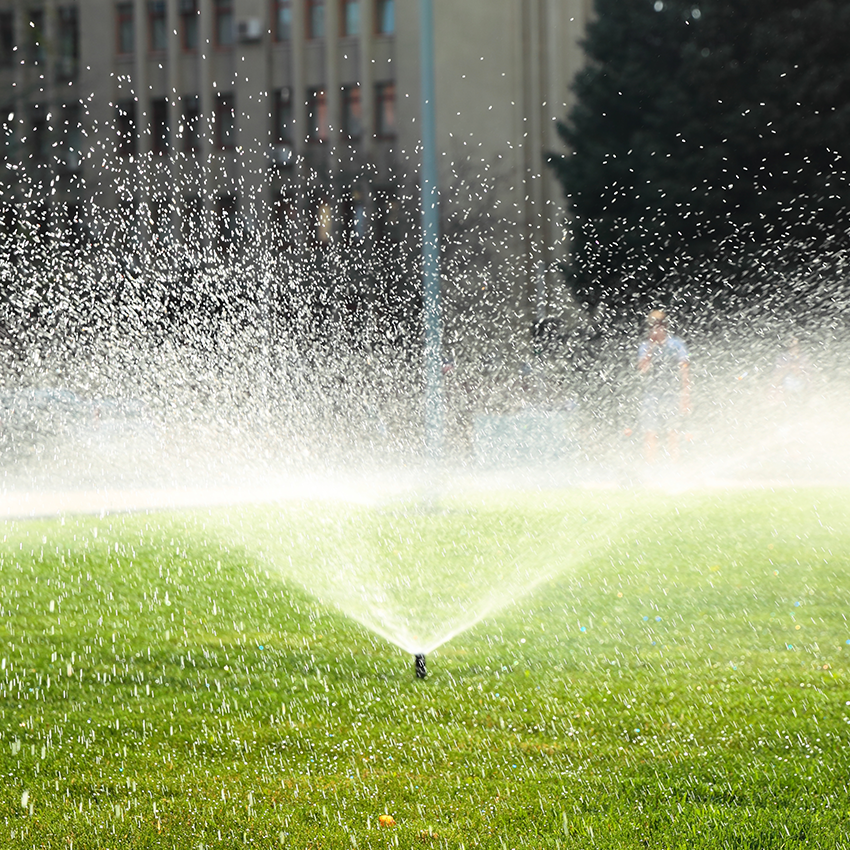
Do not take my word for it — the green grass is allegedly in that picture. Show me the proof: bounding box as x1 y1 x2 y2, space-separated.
2 488 850 848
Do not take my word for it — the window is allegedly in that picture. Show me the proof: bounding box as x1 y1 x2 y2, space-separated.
57 7 79 78
272 89 293 168
342 192 365 243
0 12 14 68
274 0 291 40
116 3 134 55
306 88 327 143
181 94 200 152
216 93 235 149
28 9 45 64
116 100 136 156
215 0 233 46
59 102 82 172
274 191 296 249
180 0 198 49
217 193 237 244
29 104 49 162
306 0 324 39
341 0 358 36
182 195 202 243
376 0 393 34
151 97 169 154
273 87 292 144
151 194 171 238
374 187 400 242
375 81 395 138
149 0 167 51
341 84 361 140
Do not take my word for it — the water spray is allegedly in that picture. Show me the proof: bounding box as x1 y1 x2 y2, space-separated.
415 654 427 679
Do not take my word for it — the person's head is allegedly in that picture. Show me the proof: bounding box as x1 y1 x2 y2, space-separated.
646 309 668 342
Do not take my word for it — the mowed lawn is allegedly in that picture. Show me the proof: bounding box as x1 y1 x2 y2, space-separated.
1 488 850 848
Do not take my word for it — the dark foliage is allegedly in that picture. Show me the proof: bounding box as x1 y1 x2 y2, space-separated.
550 0 850 315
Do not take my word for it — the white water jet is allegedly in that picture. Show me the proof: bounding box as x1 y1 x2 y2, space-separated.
4 138 850 662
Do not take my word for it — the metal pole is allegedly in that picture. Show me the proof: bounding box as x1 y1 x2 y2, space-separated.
419 0 442 462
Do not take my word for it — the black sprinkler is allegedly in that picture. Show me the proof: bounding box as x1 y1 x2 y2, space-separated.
414 654 427 679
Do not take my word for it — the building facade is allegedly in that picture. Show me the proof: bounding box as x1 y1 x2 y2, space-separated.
0 0 592 333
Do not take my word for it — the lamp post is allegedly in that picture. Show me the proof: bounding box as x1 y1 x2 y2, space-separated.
419 0 442 462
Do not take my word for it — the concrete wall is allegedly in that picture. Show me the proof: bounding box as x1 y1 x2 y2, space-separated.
0 0 592 334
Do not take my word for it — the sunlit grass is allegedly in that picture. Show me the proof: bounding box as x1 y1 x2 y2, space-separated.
1 488 849 848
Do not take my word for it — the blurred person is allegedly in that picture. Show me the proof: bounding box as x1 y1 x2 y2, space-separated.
770 336 810 405
637 309 690 463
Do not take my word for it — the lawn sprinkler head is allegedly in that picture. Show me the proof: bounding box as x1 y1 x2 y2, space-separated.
415 654 427 679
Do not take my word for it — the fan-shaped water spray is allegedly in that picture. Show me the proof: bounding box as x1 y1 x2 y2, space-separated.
5 81 850 667
5 172 850 662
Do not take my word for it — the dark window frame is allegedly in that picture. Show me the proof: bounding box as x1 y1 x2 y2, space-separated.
59 100 83 171
374 81 395 139
148 0 167 52
274 0 291 41
217 193 238 245
56 6 80 78
306 0 324 39
180 0 198 50
340 0 358 36
273 87 293 144
182 194 202 243
373 186 401 242
151 97 169 154
306 87 328 144
216 92 236 149
116 2 134 55
341 83 361 141
0 12 15 69
215 0 234 47
116 100 136 157
341 191 366 244
274 191 297 250
181 94 200 153
29 104 50 162
375 0 393 34
28 9 46 64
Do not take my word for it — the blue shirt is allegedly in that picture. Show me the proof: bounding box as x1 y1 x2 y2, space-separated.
638 335 689 398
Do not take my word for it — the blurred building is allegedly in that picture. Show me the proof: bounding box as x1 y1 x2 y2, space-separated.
0 0 591 331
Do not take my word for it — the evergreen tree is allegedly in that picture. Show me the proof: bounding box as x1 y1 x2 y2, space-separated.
550 0 850 314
